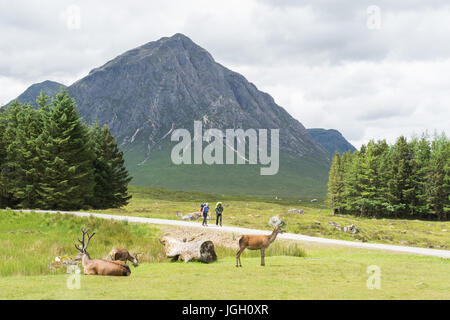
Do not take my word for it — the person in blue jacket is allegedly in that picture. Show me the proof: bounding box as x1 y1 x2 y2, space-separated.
202 203 210 226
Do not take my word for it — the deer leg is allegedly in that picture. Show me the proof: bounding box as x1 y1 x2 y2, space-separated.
239 249 243 267
261 248 265 266
236 248 244 267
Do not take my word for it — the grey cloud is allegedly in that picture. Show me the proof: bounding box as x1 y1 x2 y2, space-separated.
0 0 449 147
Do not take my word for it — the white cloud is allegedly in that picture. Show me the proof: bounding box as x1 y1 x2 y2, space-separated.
0 0 449 148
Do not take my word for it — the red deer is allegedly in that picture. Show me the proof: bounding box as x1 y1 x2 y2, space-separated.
74 228 131 276
236 224 285 267
108 248 140 267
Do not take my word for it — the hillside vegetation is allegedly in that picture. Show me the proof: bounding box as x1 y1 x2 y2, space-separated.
126 146 329 198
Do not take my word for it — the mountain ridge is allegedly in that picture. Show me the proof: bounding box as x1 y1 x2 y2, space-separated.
6 80 65 107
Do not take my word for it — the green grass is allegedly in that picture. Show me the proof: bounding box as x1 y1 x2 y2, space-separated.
124 145 330 198
0 251 448 299
0 210 304 277
1 209 449 299
97 186 450 250
0 210 166 277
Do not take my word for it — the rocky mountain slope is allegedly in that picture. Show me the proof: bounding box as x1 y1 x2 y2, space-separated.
307 128 356 155
68 34 329 162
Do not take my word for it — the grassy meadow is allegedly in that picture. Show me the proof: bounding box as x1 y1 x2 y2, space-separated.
0 187 449 299
96 186 450 250
0 210 305 277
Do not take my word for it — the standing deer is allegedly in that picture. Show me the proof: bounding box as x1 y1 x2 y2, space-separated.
74 228 131 276
108 248 140 267
236 224 285 267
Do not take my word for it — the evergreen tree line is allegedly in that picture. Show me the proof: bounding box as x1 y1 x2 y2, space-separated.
0 89 132 210
328 134 449 220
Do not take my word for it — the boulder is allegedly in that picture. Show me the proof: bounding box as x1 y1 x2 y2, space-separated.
343 224 360 234
181 212 202 220
329 221 341 230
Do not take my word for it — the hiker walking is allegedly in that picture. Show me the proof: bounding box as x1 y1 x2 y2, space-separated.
215 202 224 227
202 203 210 226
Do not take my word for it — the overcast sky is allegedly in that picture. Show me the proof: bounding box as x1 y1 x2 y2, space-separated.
1 0 449 148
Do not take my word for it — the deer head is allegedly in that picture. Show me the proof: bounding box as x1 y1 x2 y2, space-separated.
131 253 140 267
276 220 286 233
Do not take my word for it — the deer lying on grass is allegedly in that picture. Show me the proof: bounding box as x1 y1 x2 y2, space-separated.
108 248 140 267
236 224 285 267
74 228 131 276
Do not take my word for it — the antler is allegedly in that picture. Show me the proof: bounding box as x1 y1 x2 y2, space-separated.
74 228 95 252
85 230 96 250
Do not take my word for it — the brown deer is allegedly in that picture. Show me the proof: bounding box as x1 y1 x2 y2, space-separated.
108 248 140 267
236 224 285 267
74 228 131 276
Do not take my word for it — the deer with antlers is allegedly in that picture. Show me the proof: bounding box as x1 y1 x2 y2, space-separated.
236 223 285 267
108 248 140 267
74 228 131 276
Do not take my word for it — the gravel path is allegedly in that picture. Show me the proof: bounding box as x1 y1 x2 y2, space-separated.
19 209 450 259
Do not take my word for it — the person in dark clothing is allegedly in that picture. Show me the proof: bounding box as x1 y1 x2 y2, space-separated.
202 203 210 226
215 202 224 226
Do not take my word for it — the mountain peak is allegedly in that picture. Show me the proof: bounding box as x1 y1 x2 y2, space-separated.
141 33 194 48
6 80 65 106
307 128 356 155
169 32 192 41
86 33 213 77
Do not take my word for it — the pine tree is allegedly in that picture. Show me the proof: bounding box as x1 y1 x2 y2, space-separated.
0 106 10 207
374 140 391 216
88 122 107 209
328 152 344 213
4 102 43 208
36 90 52 112
386 136 414 217
37 89 95 210
342 147 364 215
89 124 132 208
358 141 378 216
339 151 353 214
409 136 431 217
427 133 450 220
354 140 388 216
2 101 22 207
